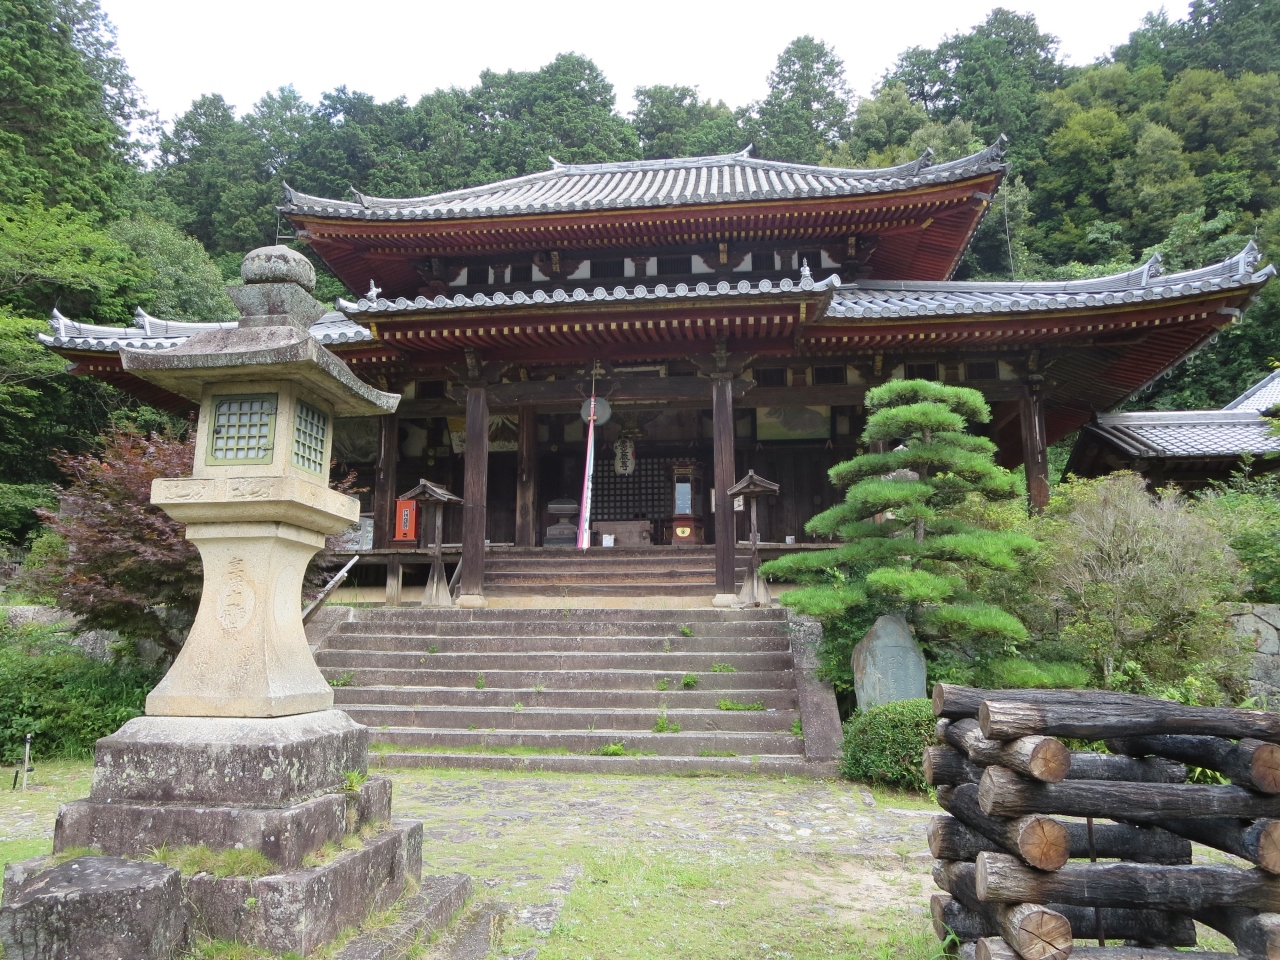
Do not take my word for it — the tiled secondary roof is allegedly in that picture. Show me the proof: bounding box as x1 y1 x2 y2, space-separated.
1225 369 1280 412
827 244 1273 319
1086 409 1280 458
337 272 841 317
280 140 1009 222
40 307 372 352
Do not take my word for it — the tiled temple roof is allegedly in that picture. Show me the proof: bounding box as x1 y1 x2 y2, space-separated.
337 271 841 317
279 140 1009 221
826 243 1273 320
1083 366 1280 460
40 306 372 353
1085 409 1280 459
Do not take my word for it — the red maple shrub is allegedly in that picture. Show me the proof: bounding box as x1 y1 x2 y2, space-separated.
18 428 202 657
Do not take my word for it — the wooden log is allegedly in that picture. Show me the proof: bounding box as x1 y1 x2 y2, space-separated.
975 939 1018 960
1107 735 1280 794
1151 817 1280 874
1066 752 1187 783
1191 906 1280 960
925 745 983 786
933 861 1072 960
931 891 988 941
978 764 1280 822
929 815 1000 862
975 850 1280 912
1070 951 1237 960
927 811 1190 865
930 887 1195 946
712 374 735 596
943 718 1071 783
979 697 1280 744
957 945 976 960
939 783 1070 870
933 683 1157 720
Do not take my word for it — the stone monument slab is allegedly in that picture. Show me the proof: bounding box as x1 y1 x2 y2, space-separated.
851 613 927 711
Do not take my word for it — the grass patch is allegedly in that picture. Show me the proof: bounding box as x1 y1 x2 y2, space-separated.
474 672 486 690
710 662 736 673
147 843 275 878
791 717 804 737
681 673 699 689
592 742 657 758
656 678 670 691
652 712 681 733
698 749 737 758
678 624 694 637
342 770 368 791
716 699 764 711
327 671 354 688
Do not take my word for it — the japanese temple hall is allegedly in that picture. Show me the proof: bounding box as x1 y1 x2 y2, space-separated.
41 140 1276 602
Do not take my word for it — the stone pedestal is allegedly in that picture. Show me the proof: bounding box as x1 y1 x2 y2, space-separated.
44 711 424 955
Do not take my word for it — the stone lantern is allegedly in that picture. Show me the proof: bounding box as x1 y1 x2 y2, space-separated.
10 248 444 957
119 246 399 717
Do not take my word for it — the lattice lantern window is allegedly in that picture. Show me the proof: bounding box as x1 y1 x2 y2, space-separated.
207 394 277 465
292 400 329 474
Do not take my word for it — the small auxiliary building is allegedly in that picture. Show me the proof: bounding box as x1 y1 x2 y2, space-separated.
42 142 1274 602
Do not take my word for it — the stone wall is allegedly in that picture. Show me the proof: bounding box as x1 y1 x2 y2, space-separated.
1231 603 1280 701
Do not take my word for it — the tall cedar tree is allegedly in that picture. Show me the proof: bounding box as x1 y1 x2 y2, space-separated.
760 380 1033 646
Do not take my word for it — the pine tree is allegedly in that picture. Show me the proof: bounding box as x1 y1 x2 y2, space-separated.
761 380 1034 647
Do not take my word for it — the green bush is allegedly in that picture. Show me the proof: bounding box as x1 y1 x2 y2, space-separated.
0 625 160 762
839 698 936 790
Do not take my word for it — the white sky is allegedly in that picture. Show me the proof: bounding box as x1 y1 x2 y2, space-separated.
102 0 1173 124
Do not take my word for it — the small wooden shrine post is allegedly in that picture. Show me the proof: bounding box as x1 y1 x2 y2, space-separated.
728 470 780 607
399 479 464 607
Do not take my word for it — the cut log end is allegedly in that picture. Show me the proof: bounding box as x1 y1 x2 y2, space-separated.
1253 741 1280 795
1015 815 1071 872
1028 737 1071 783
1254 819 1280 874
1008 906 1073 960
976 938 1020 960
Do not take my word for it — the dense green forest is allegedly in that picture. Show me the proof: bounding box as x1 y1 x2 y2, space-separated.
4 0 1280 544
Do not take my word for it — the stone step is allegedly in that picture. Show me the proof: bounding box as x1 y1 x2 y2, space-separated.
483 556 719 572
334 619 789 638
345 607 788 624
317 649 793 672
483 571 719 585
332 685 798 710
323 667 794 690
484 582 719 597
328 633 791 654
369 726 804 757
371 752 837 778
342 703 797 733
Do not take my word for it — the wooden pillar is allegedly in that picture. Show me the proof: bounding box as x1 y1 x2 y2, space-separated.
712 375 736 596
459 385 489 597
1020 381 1050 514
515 405 538 547
372 413 398 549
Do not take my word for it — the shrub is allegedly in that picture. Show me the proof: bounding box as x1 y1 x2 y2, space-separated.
1195 471 1280 604
839 698 936 790
0 624 159 762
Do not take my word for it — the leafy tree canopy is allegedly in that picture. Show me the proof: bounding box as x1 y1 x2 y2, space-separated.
1116 0 1280 78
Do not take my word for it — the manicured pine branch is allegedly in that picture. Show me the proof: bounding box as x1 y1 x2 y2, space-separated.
939 782 1070 870
933 860 1072 960
940 717 1071 782
924 744 982 786
978 698 1280 744
975 851 1280 912
1151 817 1280 874
1107 735 1280 794
978 764 1280 823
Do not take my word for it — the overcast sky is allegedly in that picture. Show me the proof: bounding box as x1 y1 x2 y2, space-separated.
102 0 1174 124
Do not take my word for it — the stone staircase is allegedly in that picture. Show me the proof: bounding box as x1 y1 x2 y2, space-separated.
482 546 742 597
314 607 839 776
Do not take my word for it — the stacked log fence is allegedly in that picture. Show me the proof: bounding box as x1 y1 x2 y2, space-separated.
925 683 1280 960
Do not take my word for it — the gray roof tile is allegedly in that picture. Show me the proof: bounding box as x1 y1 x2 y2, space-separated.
280 141 1008 222
1225 369 1280 412
1088 410 1280 458
40 308 372 353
